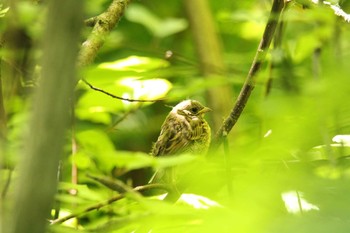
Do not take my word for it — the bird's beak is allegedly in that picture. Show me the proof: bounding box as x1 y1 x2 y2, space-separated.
199 107 212 114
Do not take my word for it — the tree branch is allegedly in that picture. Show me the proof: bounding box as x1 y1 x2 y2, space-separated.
79 1 163 104
77 0 131 68
50 183 170 225
212 0 286 149
8 1 83 233
82 78 160 102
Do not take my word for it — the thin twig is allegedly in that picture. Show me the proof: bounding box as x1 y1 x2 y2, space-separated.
82 78 161 103
50 183 170 225
79 1 159 103
87 174 136 193
296 190 304 214
212 0 286 149
110 107 140 129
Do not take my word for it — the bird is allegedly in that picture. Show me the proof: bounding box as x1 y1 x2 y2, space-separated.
151 99 211 157
150 100 211 201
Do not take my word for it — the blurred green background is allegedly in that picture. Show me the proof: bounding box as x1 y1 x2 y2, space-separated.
2 0 350 232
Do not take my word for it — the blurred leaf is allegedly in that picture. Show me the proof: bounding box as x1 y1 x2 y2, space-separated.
71 151 92 169
156 154 198 169
292 33 321 63
76 89 123 124
58 182 108 204
113 151 155 170
112 152 198 171
168 75 234 100
75 129 117 171
76 129 115 152
125 3 188 38
120 77 172 100
0 4 9 17
240 21 265 40
76 56 172 123
98 56 170 72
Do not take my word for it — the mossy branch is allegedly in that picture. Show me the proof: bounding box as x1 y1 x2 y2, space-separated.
77 0 131 68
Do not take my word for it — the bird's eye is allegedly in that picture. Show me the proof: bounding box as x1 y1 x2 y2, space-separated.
191 107 198 114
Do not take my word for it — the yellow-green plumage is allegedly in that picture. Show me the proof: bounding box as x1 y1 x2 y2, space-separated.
151 100 211 157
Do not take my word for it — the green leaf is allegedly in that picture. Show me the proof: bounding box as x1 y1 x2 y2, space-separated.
71 151 92 169
0 4 9 17
98 56 170 72
125 4 188 38
156 154 198 169
113 151 156 170
76 129 115 152
111 152 199 171
76 56 172 123
119 77 172 100
75 129 118 171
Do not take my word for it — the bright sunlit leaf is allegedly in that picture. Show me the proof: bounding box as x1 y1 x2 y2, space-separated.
98 56 169 72
0 4 9 17
282 191 320 214
178 194 222 209
333 135 350 145
50 209 78 228
77 55 172 122
263 129 272 138
119 77 172 100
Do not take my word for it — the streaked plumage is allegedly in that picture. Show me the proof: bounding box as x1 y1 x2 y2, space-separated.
150 100 211 201
151 100 211 157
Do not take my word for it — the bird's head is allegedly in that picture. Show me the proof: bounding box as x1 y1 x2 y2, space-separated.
172 100 211 119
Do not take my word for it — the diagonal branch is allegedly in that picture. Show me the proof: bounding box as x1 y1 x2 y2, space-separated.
77 0 164 103
212 0 286 149
50 183 170 225
77 0 131 68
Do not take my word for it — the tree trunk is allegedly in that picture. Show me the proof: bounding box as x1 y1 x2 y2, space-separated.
183 0 234 131
7 0 83 233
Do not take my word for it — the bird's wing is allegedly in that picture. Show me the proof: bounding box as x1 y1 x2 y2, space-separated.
152 115 191 156
188 118 205 140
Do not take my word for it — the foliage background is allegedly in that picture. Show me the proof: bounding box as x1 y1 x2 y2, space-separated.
1 0 350 232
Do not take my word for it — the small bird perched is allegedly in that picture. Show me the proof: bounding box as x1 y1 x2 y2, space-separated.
150 100 211 202
151 99 211 157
